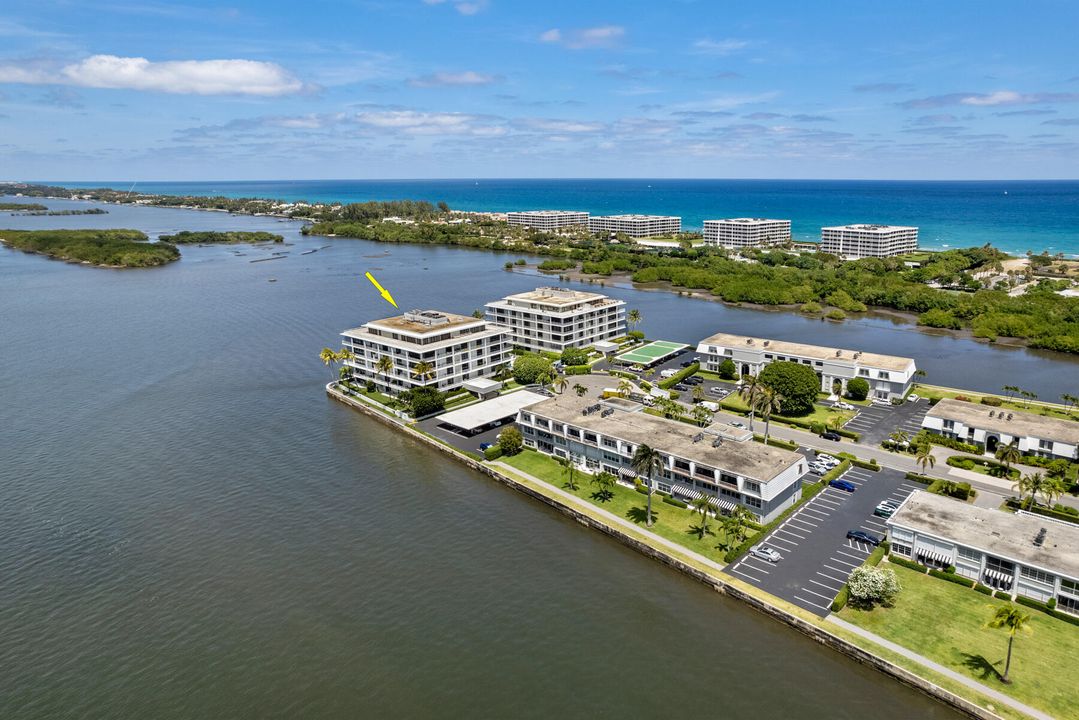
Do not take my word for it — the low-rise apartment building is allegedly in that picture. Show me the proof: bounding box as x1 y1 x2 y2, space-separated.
820 224 918 258
485 287 626 353
703 218 792 249
506 210 589 231
695 332 917 401
589 214 681 238
887 491 1079 614
341 310 509 393
922 399 1079 460
516 384 807 523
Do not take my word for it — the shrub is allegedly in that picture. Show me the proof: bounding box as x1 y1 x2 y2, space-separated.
810 421 825 435
628 330 645 341
1047 597 1057 610
662 495 688 508
865 545 887 567
562 364 591 375
980 396 1003 406
826 309 847 321
560 347 589 366
974 583 994 595
847 566 902 607
365 380 376 392
635 485 650 495
930 569 974 587
846 377 870 401
758 361 820 415
887 555 927 572
831 584 850 612
504 261 513 269
400 387 446 417
994 590 1011 600
821 459 852 484
498 427 524 456
483 445 503 460
718 358 738 380
905 472 935 484
800 301 822 314
1016 595 1050 612
512 354 554 384
658 362 700 389
515 258 526 265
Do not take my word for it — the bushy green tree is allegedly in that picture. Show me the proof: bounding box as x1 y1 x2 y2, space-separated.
758 361 820 416
400 387 445 417
847 566 901 607
560 347 589 366
512 354 554 385
846 377 870 401
498 426 524 456
717 358 737 380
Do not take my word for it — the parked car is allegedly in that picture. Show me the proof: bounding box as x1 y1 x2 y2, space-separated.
907 393 921 402
808 464 828 475
874 501 900 518
846 529 882 546
728 421 747 430
660 368 678 378
829 479 856 492
707 386 725 396
685 376 703 385
479 442 493 451
674 383 690 391
820 430 842 441
680 360 694 367
749 544 783 563
816 453 838 466
833 401 854 410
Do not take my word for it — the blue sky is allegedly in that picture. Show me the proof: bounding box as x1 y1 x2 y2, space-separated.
1 0 1078 180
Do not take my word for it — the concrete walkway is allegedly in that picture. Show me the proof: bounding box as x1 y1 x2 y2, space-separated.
489 460 728 575
825 616 1052 720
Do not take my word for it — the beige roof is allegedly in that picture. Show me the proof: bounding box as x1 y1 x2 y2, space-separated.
889 491 1079 581
821 224 918 233
927 399 1079 445
697 331 914 373
363 310 481 335
525 382 803 483
496 287 621 307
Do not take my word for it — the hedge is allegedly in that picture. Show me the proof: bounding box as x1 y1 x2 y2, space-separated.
994 590 1011 600
1008 594 1079 627
830 584 850 612
753 434 799 451
905 472 935 485
483 445 503 461
920 431 980 454
562 364 592 375
1004 498 1079 524
837 451 879 471
887 555 928 573
929 569 975 587
658 362 700 389
662 495 688 509
928 478 974 501
974 583 994 595
635 485 650 496
820 459 852 484
865 545 887 567
775 413 861 440
723 481 825 563
1016 595 1049 612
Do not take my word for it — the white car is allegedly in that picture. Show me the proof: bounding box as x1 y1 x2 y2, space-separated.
816 454 839 466
749 544 783 563
728 421 747 430
907 393 921 402
833 401 854 410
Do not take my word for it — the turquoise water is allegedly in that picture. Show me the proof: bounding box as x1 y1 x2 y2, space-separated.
53 178 1079 256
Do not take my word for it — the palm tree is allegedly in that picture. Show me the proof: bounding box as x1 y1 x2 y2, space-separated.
914 439 936 475
553 375 569 395
888 429 910 449
1039 475 1067 508
627 308 642 331
558 457 580 491
692 385 705 404
631 444 664 527
739 375 763 432
727 505 754 544
493 363 512 381
691 404 712 427
1002 385 1019 401
590 471 616 502
617 378 633 398
375 355 394 386
758 387 785 442
410 360 435 383
692 495 717 539
996 441 1022 476
986 606 1031 684
573 383 587 397
319 347 339 382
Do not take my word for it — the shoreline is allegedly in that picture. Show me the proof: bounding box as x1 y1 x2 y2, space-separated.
326 382 1013 720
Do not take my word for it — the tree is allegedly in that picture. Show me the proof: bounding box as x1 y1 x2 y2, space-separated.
319 347 339 382
691 495 717 539
498 426 523 456
827 414 845 432
512 354 554 385
591 471 616 502
691 404 712 427
411 360 435 382
1012 472 1047 509
560 346 589 366
493 363 512 381
617 378 633 398
847 566 902 608
727 505 754 543
631 444 664 527
846 377 870 401
376 355 394 385
692 385 705 403
471 308 484 319
986 606 1031 684
888 429 910 448
739 375 763 432
757 361 820 416
914 439 936 474
558 457 580 491
627 308 642 331
717 358 737 380
573 383 587 397
553 375 569 395
1039 475 1067 507
400 387 445 417
757 387 785 442
996 441 1022 475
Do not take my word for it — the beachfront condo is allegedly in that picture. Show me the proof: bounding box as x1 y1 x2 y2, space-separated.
702 218 792 249
696 332 917 402
485 287 626 353
588 214 682 238
819 224 919 258
506 210 590 231
341 310 510 393
517 384 807 523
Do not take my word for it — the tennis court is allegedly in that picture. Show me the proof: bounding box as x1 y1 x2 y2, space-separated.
615 339 689 366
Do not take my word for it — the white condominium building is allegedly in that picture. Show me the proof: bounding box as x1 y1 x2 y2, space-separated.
820 224 918 258
695 332 917 402
506 210 590 231
702 218 792 249
341 310 510 393
485 287 626 353
589 214 681 238
922 399 1079 461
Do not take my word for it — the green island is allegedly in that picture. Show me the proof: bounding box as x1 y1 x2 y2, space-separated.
0 228 180 268
157 230 284 244
0 202 48 211
14 208 108 216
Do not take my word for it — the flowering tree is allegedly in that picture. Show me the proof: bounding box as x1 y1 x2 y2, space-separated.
847 566 902 607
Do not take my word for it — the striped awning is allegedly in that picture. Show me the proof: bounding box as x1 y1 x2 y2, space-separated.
672 483 705 501
618 467 639 479
916 548 951 566
715 498 738 513
984 568 1014 585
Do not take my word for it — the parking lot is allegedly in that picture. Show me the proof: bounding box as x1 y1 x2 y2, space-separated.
728 464 921 617
842 398 928 446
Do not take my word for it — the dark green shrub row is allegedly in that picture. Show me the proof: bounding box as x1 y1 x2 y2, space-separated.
820 459 852 484
1004 498 1079 525
974 583 994 595
865 545 887 567
905 472 935 484
928 478 974 500
830 584 850 612
662 495 688 509
752 434 799 450
837 451 879 471
980 396 1003 406
920 430 980 454
1007 594 1079 626
635 485 650 496
483 445 503 461
780 414 861 440
929 569 974 587
562 364 591 375
994 590 1011 600
887 555 928 572
658 362 700 389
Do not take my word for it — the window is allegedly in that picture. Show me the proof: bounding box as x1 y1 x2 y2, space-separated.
720 488 739 499
584 433 597 444
957 546 980 562
891 543 912 557
1020 567 1054 585
553 423 564 433
744 480 761 494
891 528 913 542
986 556 1014 575
673 459 690 471
1062 578 1079 595
657 482 672 494
602 437 617 449
567 428 581 439
743 496 762 508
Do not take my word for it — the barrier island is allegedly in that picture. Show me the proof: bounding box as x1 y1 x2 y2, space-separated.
0 229 180 268
158 230 284 244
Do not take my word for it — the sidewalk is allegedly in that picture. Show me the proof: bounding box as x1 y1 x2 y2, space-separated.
825 616 1052 720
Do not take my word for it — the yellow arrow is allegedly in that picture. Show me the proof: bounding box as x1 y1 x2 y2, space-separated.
365 271 399 309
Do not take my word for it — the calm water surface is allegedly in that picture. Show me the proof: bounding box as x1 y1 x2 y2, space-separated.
0 199 1049 718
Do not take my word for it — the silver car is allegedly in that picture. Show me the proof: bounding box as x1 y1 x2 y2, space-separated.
749 544 783 563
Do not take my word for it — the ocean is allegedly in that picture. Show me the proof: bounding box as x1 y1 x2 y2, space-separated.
52 178 1079 257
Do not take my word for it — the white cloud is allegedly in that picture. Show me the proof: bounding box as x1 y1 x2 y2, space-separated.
691 38 750 56
0 55 306 96
353 110 503 135
423 0 485 14
408 71 501 87
540 25 624 49
523 118 605 133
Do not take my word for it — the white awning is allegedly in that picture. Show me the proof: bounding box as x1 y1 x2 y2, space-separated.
984 568 1014 585
619 467 639 479
672 483 704 501
915 548 951 566
436 390 546 431
715 498 738 513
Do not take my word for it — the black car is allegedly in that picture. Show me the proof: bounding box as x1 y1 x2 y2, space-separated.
846 530 882 546
673 383 690 391
685 376 703 385
680 360 694 367
820 430 841 441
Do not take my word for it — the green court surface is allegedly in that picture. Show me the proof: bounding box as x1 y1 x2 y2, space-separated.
615 340 689 365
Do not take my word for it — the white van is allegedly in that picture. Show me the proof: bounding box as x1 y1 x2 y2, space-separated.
660 368 678 378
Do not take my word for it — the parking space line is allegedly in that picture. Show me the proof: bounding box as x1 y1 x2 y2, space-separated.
816 570 847 583
801 586 836 602
741 560 771 574
808 579 840 592
794 594 830 611
768 536 798 548
729 568 763 582
800 508 831 520
776 527 808 540
830 555 861 567
789 518 819 529
836 549 867 562
823 563 853 576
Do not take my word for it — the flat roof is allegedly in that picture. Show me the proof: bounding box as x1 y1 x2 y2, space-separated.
525 378 802 483
463 378 502 391
616 339 688 365
592 214 681 221
496 286 618 307
889 491 1079 580
927 399 1079 445
438 390 548 432
696 331 914 373
705 218 790 224
362 310 481 335
822 224 918 232
508 210 588 216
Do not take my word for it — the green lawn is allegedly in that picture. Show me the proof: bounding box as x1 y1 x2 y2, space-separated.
719 392 854 427
499 449 755 565
915 383 1079 423
839 564 1079 719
